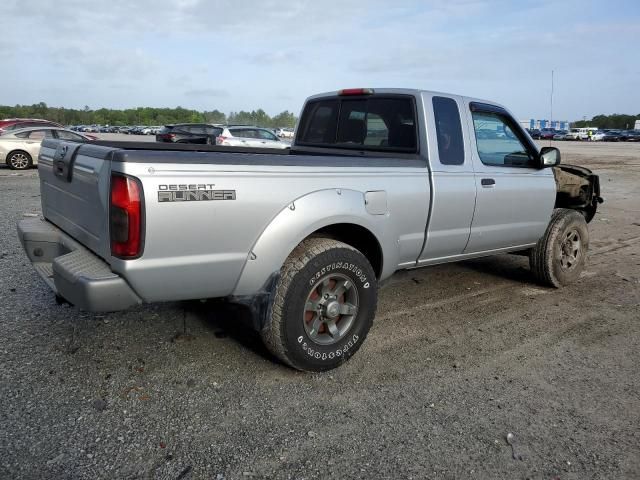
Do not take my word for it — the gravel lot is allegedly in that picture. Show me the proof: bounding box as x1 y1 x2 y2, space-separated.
1 141 639 479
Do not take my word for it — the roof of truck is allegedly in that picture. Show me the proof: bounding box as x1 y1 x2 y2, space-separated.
305 87 511 119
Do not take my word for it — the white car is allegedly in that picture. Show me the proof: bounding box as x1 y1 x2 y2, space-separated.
141 126 160 135
0 127 92 170
276 127 295 139
216 126 290 149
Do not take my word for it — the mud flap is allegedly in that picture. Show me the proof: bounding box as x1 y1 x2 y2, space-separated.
228 272 280 331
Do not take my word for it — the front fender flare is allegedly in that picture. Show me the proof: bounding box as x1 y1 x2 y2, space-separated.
232 188 390 296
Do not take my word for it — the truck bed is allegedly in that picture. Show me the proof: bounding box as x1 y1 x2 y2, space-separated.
92 140 292 155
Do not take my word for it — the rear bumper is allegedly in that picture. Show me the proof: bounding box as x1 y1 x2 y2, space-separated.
17 217 142 312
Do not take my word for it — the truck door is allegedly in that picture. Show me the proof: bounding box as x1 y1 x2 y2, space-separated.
418 94 477 262
463 102 556 253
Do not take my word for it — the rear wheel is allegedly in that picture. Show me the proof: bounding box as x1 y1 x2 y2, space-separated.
261 237 378 372
7 151 32 170
530 209 589 287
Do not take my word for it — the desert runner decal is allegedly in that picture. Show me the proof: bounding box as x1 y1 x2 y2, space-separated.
158 184 236 202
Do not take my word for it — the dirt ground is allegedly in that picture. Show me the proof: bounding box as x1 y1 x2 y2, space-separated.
0 140 638 479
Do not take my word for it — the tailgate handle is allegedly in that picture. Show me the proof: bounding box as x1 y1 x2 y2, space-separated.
54 160 66 176
52 142 82 182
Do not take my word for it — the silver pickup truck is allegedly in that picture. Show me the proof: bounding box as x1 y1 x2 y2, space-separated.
17 88 602 371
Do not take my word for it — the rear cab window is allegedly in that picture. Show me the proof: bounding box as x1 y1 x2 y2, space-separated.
296 95 418 154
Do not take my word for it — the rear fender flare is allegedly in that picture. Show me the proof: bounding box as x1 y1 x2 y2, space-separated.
232 188 390 296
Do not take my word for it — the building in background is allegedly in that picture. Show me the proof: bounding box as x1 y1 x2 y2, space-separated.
520 119 569 131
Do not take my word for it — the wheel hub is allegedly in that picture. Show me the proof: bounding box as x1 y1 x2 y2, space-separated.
303 273 359 346
559 229 581 270
324 300 341 319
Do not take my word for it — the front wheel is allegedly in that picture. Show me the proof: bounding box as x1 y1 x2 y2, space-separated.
530 209 589 287
261 237 378 372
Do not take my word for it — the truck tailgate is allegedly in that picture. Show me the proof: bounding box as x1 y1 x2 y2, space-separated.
38 139 114 260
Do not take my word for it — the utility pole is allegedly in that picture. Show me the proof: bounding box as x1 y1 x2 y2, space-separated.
550 70 554 129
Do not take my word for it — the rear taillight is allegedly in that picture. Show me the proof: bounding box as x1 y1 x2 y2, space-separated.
110 174 143 258
216 135 227 145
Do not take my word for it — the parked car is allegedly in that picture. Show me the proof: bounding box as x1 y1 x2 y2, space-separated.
527 128 541 139
620 130 640 142
216 126 290 149
553 130 568 140
0 127 93 170
156 124 223 144
537 128 557 140
18 87 603 371
0 118 63 135
276 127 295 139
140 126 162 135
602 130 622 142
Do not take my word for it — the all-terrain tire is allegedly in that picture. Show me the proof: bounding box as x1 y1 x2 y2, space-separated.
530 208 589 287
261 237 378 372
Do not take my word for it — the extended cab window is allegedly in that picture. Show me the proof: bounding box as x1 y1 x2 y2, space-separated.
297 96 417 153
472 112 534 167
433 96 464 165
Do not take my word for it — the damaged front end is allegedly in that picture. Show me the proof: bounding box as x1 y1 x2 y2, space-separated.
553 164 604 222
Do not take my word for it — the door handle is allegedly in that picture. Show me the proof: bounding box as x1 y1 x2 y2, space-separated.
481 178 495 187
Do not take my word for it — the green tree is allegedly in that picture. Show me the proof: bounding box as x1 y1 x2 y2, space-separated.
0 103 299 128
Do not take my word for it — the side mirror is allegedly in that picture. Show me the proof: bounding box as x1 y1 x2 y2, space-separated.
540 146 561 167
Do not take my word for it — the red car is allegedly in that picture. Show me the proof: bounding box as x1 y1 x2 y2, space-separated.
0 118 63 135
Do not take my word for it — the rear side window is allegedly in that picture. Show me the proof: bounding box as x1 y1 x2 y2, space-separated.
56 130 85 141
230 128 257 138
256 129 278 140
432 96 465 165
297 96 417 153
205 126 222 135
188 126 206 134
23 129 53 140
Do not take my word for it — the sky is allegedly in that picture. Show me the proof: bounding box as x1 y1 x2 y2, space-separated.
1 0 639 121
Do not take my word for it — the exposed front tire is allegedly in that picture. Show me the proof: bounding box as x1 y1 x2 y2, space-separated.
261 237 378 372
7 151 33 170
530 209 589 287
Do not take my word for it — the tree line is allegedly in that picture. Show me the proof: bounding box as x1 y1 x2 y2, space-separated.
0 102 298 128
573 113 640 130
